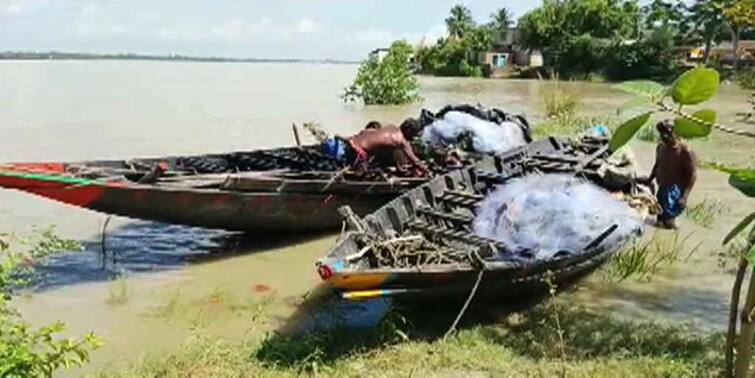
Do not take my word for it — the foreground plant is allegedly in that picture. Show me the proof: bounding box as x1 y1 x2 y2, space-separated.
0 229 101 377
611 66 755 377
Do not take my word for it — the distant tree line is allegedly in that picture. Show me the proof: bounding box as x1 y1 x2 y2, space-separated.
519 0 755 81
0 51 358 64
413 1 755 82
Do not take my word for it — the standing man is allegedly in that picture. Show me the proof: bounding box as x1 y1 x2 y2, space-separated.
645 120 697 229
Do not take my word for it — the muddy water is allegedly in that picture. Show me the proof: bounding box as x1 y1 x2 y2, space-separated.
1 61 753 373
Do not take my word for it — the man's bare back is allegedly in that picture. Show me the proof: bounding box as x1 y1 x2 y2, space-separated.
348 120 429 175
655 142 695 187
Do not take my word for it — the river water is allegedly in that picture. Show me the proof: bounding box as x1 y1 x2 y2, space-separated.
1 61 753 373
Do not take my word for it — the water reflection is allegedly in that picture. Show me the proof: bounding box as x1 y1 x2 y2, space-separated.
31 220 328 291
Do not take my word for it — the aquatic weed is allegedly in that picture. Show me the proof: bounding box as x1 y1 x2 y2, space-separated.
603 231 701 283
146 290 182 318
106 275 130 305
540 75 580 118
685 197 729 228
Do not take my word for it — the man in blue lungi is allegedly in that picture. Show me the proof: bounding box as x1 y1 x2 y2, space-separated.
645 120 698 229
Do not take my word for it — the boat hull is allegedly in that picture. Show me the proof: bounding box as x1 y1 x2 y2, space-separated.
317 136 636 300
0 171 395 231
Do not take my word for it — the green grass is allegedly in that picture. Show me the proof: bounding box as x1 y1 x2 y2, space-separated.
533 115 617 140
636 124 659 143
540 77 580 119
106 276 130 306
95 302 727 377
737 69 755 90
603 231 701 283
685 197 729 228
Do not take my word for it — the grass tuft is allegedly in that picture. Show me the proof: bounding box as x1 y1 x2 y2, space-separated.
603 231 701 283
685 197 729 228
106 276 130 306
540 76 580 119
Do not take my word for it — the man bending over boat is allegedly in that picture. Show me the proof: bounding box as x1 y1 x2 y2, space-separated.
346 118 430 176
320 118 429 176
643 120 697 229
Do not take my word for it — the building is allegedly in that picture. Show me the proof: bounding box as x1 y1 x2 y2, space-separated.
688 40 755 64
476 27 543 78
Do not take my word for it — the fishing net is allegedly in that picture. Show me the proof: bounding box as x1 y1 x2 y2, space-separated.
472 174 643 260
420 110 528 154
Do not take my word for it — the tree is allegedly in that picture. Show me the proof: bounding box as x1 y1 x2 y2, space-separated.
445 4 475 40
488 7 514 42
642 0 690 34
723 0 755 69
342 40 422 105
518 0 683 79
689 0 727 63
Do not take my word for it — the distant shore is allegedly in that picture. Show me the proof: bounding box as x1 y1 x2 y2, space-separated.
0 51 359 65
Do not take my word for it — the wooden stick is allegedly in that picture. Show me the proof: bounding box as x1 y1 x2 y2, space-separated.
292 123 302 147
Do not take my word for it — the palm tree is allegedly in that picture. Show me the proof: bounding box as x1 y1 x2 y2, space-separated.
445 4 475 40
488 7 514 42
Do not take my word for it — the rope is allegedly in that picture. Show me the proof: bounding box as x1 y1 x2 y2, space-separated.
444 268 485 340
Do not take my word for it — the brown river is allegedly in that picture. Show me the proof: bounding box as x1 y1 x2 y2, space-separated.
1 61 754 374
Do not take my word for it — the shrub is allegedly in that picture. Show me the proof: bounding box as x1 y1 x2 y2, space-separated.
738 69 755 90
0 230 101 377
342 40 421 105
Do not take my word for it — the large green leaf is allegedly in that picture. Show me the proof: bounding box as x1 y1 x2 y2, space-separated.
671 68 720 105
730 169 755 197
614 80 665 98
673 109 715 139
724 212 755 245
609 112 652 152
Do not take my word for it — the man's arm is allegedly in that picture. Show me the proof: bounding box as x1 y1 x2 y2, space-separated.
643 145 661 184
398 139 429 175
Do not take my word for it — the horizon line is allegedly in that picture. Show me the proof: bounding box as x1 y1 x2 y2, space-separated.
0 50 361 64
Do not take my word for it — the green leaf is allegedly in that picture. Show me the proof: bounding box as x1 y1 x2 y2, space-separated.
671 68 720 105
614 80 665 98
724 212 755 245
729 169 755 197
609 111 652 152
673 109 715 139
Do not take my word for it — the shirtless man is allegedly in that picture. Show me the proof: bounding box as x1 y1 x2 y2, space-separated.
346 118 430 176
645 120 697 229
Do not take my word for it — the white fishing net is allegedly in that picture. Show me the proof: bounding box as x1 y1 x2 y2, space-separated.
420 111 527 154
472 174 643 260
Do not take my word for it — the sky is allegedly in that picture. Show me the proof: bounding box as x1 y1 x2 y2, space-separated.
0 0 543 60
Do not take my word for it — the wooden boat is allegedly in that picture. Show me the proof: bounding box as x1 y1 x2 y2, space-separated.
316 136 640 301
0 145 446 232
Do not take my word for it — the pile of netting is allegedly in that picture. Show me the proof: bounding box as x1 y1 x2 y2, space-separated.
472 174 642 260
419 104 531 154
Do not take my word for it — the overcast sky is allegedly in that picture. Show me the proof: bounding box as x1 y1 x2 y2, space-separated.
0 0 546 60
